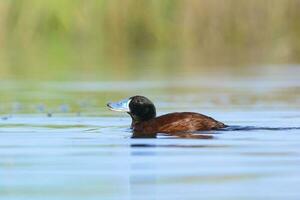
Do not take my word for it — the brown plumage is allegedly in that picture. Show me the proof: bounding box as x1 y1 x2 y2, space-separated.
132 112 226 138
107 96 227 138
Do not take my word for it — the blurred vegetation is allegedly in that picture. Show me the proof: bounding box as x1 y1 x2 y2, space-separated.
0 0 300 80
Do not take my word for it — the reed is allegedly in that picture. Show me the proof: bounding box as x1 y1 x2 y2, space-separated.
0 0 299 80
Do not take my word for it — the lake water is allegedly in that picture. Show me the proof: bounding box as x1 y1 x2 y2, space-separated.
0 65 300 200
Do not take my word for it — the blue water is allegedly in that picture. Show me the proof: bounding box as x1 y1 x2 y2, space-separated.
0 109 299 200
0 66 300 200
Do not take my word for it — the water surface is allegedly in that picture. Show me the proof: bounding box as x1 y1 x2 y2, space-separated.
0 66 300 200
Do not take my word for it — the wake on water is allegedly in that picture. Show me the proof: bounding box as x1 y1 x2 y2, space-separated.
221 125 300 131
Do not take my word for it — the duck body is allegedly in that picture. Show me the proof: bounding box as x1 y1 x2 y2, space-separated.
107 96 227 138
132 112 226 138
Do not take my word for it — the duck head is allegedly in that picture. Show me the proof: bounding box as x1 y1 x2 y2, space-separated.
107 96 156 126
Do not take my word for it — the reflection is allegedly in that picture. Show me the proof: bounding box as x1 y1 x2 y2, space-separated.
159 132 214 139
130 126 300 138
151 173 270 185
131 132 214 139
129 142 158 200
130 144 226 149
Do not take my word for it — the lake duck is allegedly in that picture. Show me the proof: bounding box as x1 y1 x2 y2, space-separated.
107 95 227 138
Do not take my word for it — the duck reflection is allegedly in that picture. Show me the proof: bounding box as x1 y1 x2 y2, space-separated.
128 134 214 200
129 141 158 200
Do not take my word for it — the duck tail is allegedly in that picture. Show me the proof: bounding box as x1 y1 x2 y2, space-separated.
216 121 228 129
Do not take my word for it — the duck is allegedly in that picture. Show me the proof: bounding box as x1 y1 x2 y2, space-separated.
107 95 227 138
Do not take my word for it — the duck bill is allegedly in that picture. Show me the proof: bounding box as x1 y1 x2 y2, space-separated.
107 98 131 112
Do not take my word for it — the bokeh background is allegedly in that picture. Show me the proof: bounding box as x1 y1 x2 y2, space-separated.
1 0 300 80
0 0 299 114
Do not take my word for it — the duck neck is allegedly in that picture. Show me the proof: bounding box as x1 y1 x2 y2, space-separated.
130 117 142 128
129 114 154 129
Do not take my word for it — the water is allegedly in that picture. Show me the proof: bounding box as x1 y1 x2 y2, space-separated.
0 66 300 200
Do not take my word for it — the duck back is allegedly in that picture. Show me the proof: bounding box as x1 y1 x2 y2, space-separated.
133 112 226 136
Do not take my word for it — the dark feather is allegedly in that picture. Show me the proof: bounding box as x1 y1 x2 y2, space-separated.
133 112 226 136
